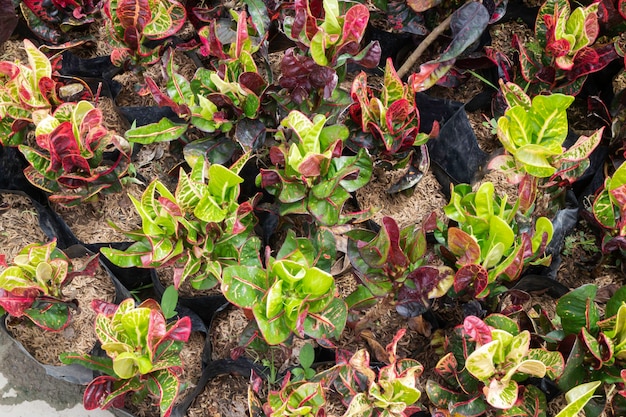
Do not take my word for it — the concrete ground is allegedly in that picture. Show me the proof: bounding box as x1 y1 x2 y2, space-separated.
0 327 114 417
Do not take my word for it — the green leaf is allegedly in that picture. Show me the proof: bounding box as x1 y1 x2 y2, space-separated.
303 297 347 341
265 280 283 319
208 163 243 203
556 284 598 335
222 266 267 308
125 118 188 144
485 379 519 409
253 301 291 345
499 385 546 417
555 381 602 417
59 352 115 376
301 268 334 297
160 285 178 319
24 302 71 331
299 342 315 369
152 369 180 417
194 194 226 222
484 314 519 335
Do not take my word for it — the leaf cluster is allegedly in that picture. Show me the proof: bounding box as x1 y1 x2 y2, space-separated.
19 100 132 206
103 0 187 69
427 314 563 414
0 240 99 331
101 158 259 291
222 229 346 346
346 214 453 315
60 298 192 417
258 110 373 226
437 182 554 298
0 39 60 146
514 0 618 95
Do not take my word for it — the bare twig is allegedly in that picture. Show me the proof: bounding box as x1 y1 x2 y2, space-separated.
397 10 454 79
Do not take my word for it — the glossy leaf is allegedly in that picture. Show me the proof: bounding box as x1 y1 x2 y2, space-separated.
555 381 602 417
125 118 188 144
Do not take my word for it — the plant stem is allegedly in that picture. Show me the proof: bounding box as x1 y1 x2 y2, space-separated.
397 11 454 79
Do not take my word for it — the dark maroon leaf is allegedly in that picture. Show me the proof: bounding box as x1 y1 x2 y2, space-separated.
0 0 17 47
439 2 490 62
235 118 266 151
239 72 266 96
454 264 488 294
83 376 115 410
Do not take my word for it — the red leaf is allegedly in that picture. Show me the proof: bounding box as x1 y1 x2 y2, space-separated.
163 315 191 342
91 299 118 316
569 44 619 81
146 77 189 116
381 216 409 269
341 4 369 44
0 288 37 317
463 316 492 345
198 21 227 59
298 154 324 177
116 0 151 31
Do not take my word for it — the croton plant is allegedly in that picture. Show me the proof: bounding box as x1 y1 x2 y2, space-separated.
427 314 564 414
258 110 373 226
436 181 554 298
0 239 99 331
19 100 132 206
489 80 603 212
513 0 618 95
101 156 259 291
60 298 191 417
126 11 268 161
346 214 454 315
222 228 345 346
0 39 60 146
103 0 187 68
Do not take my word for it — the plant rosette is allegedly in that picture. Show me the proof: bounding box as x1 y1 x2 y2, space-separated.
436 181 554 298
101 156 260 292
222 228 346 346
512 0 618 95
267 328 424 417
61 298 192 417
258 110 373 226
488 81 603 213
427 314 564 414
346 214 454 316
1 242 118 383
0 39 61 146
